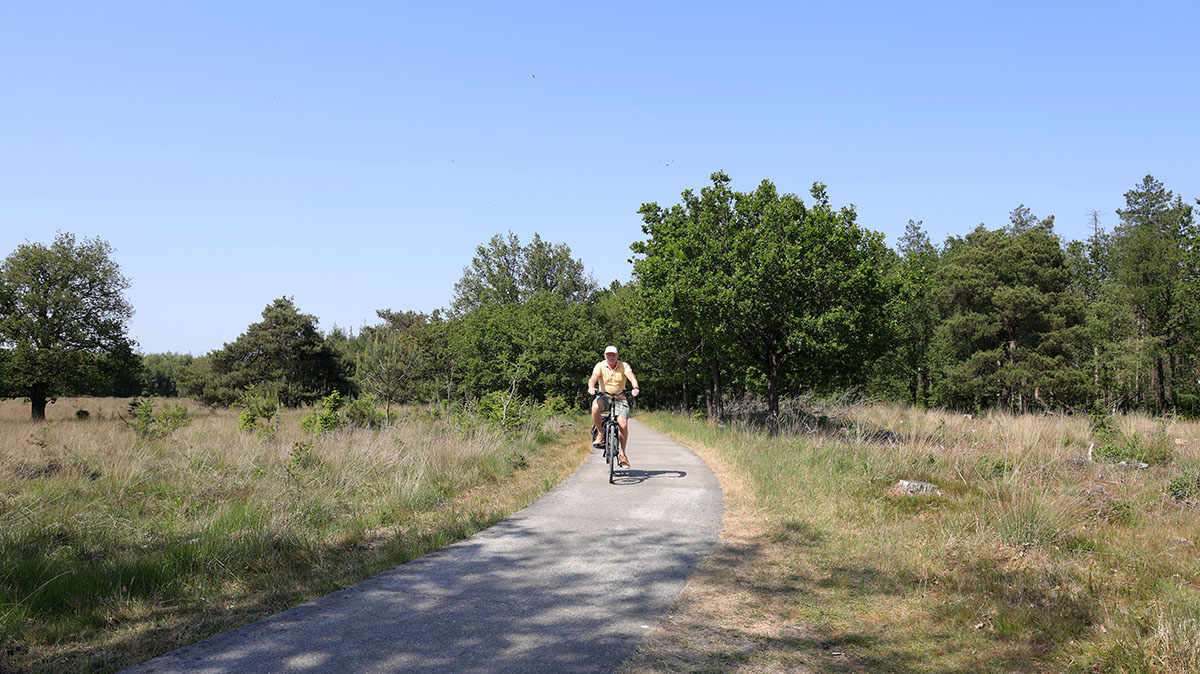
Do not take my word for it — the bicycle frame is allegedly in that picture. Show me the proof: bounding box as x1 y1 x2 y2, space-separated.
594 391 624 483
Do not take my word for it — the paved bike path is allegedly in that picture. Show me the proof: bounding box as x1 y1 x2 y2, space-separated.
122 419 724 674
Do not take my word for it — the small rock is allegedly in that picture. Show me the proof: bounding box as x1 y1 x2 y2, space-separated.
1171 537 1190 545
1117 461 1150 470
897 479 941 495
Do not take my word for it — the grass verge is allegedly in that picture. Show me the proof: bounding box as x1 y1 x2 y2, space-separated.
621 404 1200 673
0 397 587 673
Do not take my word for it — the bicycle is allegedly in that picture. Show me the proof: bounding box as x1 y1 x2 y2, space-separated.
594 391 625 484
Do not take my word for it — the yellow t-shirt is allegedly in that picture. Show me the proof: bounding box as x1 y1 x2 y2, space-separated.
593 360 634 395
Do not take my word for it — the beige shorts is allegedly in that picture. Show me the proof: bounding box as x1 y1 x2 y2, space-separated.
595 395 630 418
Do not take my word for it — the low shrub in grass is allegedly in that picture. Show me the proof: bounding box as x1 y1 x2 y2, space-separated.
122 397 191 439
1167 467 1200 502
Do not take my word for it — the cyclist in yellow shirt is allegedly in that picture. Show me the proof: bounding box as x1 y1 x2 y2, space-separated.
588 345 640 467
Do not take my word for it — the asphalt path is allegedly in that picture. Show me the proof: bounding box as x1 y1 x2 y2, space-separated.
121 418 724 674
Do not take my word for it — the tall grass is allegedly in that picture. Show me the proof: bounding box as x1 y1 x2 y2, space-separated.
624 400 1200 673
0 397 586 673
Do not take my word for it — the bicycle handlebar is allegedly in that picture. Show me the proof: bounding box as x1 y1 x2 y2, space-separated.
591 390 638 399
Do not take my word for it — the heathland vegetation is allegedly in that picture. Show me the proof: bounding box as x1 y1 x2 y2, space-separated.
622 402 1200 673
3 172 1200 671
0 397 586 672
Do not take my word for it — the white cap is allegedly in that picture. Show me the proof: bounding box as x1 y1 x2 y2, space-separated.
604 345 618 354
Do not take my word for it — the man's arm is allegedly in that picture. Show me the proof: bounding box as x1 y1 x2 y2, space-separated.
626 364 640 396
587 363 601 395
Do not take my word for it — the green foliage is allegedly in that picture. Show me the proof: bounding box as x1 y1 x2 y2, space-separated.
868 220 941 406
0 232 137 419
451 232 596 314
1090 415 1173 465
298 390 385 434
1167 468 1200 502
540 395 574 417
344 394 387 428
301 390 345 434
447 233 603 405
930 209 1088 412
476 390 533 429
1110 175 1200 412
976 455 1015 478
140 352 193 397
235 384 280 437
179 297 345 407
123 397 192 439
633 172 893 432
354 319 427 416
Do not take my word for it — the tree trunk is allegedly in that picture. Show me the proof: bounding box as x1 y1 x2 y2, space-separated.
681 377 688 414
918 367 929 409
711 359 723 423
31 382 48 421
705 377 713 419
1156 355 1167 412
766 358 780 437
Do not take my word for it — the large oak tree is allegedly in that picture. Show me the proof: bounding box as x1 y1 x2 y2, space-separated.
0 233 137 420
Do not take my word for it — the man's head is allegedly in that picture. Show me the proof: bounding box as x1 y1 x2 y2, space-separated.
604 345 618 362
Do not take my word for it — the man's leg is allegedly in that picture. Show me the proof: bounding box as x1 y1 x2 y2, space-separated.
590 398 605 447
617 415 629 466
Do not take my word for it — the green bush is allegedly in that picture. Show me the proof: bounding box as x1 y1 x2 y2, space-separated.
1167 470 1200 502
344 394 386 428
477 390 533 429
540 395 575 417
976 454 1015 478
235 384 279 437
301 390 345 434
123 397 191 439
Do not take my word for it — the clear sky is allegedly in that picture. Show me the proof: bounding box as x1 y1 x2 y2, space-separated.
2 2 1197 356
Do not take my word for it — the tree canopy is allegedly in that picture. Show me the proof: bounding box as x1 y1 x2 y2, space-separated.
634 172 893 433
178 297 345 407
0 233 137 419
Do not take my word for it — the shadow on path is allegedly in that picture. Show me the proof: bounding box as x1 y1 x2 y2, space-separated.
121 419 724 674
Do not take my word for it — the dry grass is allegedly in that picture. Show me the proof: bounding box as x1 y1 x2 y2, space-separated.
622 402 1200 673
0 397 587 673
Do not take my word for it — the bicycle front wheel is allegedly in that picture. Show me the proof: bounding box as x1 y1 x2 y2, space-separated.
606 422 619 483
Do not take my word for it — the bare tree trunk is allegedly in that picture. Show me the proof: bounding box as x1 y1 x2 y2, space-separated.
1156 355 1167 413
31 382 48 421
711 359 723 422
766 356 780 437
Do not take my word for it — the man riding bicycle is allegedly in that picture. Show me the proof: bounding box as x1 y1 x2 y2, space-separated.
588 345 640 467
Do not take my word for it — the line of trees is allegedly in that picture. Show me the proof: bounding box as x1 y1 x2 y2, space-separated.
3 174 1196 423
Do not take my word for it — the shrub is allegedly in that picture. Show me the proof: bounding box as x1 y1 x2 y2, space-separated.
301 390 345 434
540 395 575 417
344 394 386 429
1167 470 1200 502
477 390 533 429
123 397 191 439
977 454 1015 478
235 384 279 437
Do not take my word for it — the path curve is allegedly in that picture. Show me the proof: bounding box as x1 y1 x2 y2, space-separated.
121 418 724 674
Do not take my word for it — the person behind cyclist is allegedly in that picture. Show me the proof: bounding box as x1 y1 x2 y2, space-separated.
588 345 640 467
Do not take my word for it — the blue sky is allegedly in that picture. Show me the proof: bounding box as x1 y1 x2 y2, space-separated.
2 2 1197 355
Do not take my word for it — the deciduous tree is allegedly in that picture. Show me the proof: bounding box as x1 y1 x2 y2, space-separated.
0 233 137 419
